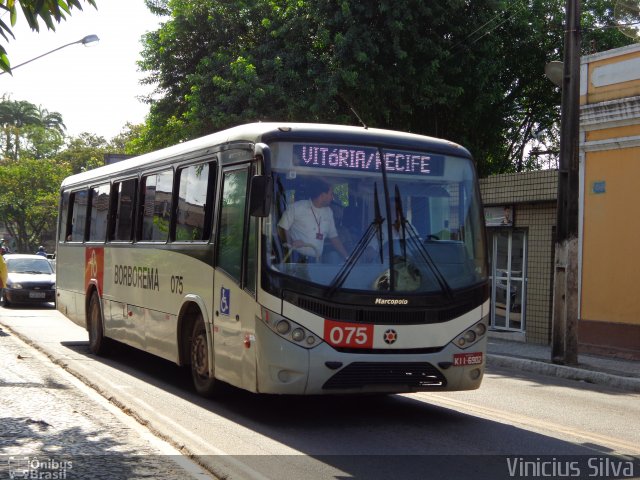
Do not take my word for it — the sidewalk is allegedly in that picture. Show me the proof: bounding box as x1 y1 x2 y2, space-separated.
487 336 640 393
0 324 212 480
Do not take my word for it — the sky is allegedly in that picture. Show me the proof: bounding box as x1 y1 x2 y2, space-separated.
1 1 165 140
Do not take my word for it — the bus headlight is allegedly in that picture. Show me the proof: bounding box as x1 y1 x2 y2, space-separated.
261 307 322 349
462 330 476 344
453 316 488 349
474 322 487 337
291 328 305 342
276 320 291 334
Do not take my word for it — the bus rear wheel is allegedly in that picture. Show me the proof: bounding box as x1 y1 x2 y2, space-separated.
190 314 219 397
88 292 111 355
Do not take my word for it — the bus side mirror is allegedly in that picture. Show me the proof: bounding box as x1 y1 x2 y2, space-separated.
250 142 273 217
249 175 273 217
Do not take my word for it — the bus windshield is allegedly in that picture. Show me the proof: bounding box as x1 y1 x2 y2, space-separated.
265 142 487 294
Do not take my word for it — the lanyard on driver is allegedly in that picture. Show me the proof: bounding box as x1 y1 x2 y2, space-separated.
310 204 323 240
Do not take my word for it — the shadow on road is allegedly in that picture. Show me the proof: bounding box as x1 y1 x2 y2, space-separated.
52 339 634 480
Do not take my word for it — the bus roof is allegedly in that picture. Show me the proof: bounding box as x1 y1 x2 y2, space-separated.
61 122 472 188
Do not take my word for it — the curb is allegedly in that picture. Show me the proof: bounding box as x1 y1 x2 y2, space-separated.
488 354 640 393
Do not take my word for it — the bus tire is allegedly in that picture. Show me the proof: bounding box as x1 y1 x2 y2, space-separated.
88 292 111 355
190 314 219 397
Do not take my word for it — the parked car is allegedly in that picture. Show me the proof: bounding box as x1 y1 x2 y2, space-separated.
1 254 56 307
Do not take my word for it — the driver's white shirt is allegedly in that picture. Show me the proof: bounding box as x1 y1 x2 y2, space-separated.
278 199 338 258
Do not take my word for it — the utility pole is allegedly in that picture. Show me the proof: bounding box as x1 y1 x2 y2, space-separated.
551 0 580 365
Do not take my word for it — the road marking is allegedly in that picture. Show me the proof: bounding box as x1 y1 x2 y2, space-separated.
413 392 640 456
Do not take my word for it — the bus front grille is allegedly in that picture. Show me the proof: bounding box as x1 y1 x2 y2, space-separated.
286 291 481 325
296 297 472 325
322 362 447 390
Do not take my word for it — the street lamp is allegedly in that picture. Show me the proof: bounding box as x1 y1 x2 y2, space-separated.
0 34 99 76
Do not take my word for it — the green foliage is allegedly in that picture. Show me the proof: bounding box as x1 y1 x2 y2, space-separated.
20 124 65 159
0 157 71 252
0 95 133 251
137 0 634 174
110 122 146 153
55 132 108 174
0 96 66 160
0 0 98 73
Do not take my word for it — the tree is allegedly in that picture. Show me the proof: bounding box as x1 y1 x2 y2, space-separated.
0 157 70 252
0 0 98 73
0 99 134 252
36 105 66 134
137 0 633 174
54 132 108 174
480 0 634 173
0 97 66 160
0 96 38 159
22 106 67 159
110 122 146 154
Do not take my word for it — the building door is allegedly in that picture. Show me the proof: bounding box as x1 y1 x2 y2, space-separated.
489 230 527 331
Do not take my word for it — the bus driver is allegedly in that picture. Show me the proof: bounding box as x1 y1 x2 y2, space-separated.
278 178 349 263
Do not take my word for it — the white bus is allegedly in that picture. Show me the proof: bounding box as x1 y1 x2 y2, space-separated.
56 123 489 396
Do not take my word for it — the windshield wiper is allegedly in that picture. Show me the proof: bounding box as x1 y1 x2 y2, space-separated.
275 176 287 216
373 182 384 263
393 185 408 259
327 183 385 296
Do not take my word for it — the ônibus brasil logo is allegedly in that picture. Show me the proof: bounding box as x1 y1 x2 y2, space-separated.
374 298 409 305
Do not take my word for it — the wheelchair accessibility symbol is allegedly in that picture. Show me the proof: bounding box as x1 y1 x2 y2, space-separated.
220 287 230 316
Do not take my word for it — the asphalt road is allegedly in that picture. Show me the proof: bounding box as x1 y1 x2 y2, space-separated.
1 305 638 480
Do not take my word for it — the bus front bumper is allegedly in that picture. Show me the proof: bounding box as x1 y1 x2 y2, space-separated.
255 320 486 395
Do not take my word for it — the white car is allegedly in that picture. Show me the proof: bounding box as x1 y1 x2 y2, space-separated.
1 254 56 307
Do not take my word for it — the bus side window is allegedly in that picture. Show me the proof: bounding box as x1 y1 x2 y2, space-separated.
139 170 174 242
217 168 249 282
69 190 89 242
111 179 137 241
59 191 71 242
88 183 110 242
175 161 215 241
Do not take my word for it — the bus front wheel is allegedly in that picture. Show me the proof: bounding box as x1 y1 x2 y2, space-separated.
88 292 111 355
190 315 219 397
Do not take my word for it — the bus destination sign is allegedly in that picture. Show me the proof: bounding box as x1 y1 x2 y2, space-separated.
293 144 445 176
